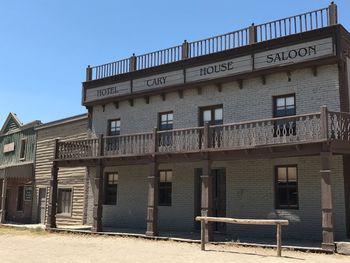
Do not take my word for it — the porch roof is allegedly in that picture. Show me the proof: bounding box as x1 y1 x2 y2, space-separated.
0 162 33 179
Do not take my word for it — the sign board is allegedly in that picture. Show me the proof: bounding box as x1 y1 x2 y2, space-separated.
3 142 15 153
24 186 33 201
133 70 184 93
84 37 334 103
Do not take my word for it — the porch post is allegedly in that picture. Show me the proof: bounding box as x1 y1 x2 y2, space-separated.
0 176 7 223
146 161 159 236
201 159 213 242
46 163 58 228
92 162 104 232
320 151 335 251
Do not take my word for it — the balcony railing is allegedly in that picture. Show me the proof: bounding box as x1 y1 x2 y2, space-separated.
55 108 350 161
86 3 337 81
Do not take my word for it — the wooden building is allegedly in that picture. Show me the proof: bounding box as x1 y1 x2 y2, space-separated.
0 113 41 223
32 114 89 226
47 3 350 251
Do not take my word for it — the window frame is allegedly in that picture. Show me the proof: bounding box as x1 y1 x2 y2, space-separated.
57 188 73 216
159 170 172 207
107 119 121 136
199 104 223 126
275 165 299 210
19 138 27 160
273 94 296 118
158 111 174 131
104 172 118 205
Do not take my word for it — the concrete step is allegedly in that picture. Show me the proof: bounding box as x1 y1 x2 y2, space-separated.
335 241 350 255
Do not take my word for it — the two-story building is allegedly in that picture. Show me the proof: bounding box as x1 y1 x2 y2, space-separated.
46 3 350 251
0 113 41 223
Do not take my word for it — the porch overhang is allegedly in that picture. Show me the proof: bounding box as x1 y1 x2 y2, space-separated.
0 163 34 180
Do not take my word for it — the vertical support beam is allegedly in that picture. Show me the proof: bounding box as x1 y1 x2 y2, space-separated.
249 23 257 45
320 106 329 140
146 161 159 236
201 159 213 242
46 163 58 228
46 138 59 229
182 40 189 60
129 53 137 72
320 151 335 251
0 176 7 223
276 223 282 257
201 219 206 250
86 65 92 81
203 122 210 149
328 2 338 26
92 162 104 232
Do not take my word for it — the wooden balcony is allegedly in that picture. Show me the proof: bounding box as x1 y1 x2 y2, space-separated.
54 107 350 164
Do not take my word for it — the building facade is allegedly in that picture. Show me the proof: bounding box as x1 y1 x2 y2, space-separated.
32 114 89 226
0 113 41 224
47 3 350 251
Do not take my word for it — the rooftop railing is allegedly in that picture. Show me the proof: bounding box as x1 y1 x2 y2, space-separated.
86 3 338 81
55 107 350 160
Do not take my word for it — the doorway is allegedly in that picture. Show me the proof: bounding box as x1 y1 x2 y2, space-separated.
194 168 226 232
37 188 46 224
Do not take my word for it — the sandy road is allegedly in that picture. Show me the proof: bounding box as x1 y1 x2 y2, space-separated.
0 229 349 263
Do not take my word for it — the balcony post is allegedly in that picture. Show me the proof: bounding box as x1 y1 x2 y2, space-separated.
46 139 59 229
320 151 335 251
0 174 7 223
152 127 158 154
320 106 329 140
203 122 210 149
182 40 189 60
328 2 338 26
146 161 159 236
201 159 213 242
86 65 92 81
129 53 137 72
249 23 257 45
92 162 104 232
98 134 104 157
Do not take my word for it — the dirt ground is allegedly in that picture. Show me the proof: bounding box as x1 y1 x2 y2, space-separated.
0 228 349 263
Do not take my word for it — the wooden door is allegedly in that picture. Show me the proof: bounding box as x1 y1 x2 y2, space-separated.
212 168 226 232
5 189 10 220
38 188 46 224
194 168 202 230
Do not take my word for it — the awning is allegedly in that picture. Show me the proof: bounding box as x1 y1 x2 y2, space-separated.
0 163 33 179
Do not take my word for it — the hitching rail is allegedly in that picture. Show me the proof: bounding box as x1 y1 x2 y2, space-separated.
195 216 289 257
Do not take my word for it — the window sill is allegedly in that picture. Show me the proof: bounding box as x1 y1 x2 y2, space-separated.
275 207 299 210
56 213 72 218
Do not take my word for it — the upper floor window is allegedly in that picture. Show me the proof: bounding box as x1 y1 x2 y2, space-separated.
19 138 26 160
274 94 296 117
108 119 120 136
275 166 298 209
105 172 118 205
159 112 173 131
200 105 223 126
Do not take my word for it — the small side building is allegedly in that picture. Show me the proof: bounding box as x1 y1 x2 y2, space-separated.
32 114 90 226
0 113 41 223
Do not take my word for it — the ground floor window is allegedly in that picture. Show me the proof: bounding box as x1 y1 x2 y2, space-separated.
159 170 172 206
105 173 118 205
17 186 24 211
275 165 298 209
57 188 72 215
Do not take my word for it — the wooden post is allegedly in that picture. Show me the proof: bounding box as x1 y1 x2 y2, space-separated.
92 162 104 232
201 219 206 250
86 65 92 81
0 176 7 223
146 161 159 236
320 151 335 251
129 54 137 72
46 163 58 228
98 134 104 157
320 106 329 140
203 122 210 149
182 40 189 60
249 23 257 45
276 223 282 257
201 159 213 242
328 2 338 26
46 139 59 229
152 127 158 154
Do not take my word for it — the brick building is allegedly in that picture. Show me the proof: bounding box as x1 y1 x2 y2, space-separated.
46 3 350 251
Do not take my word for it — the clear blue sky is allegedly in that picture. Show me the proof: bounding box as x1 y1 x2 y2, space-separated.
0 0 349 125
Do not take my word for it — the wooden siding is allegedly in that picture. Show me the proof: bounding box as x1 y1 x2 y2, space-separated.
0 128 36 167
33 117 88 226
